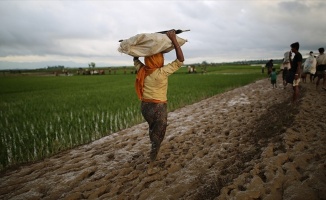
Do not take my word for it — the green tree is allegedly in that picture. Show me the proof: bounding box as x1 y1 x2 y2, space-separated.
89 62 96 74
201 61 208 73
201 61 208 66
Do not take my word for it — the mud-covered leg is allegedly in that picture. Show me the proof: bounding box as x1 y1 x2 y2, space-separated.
141 102 167 162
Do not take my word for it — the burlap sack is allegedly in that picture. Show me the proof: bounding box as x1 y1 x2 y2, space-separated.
118 33 187 57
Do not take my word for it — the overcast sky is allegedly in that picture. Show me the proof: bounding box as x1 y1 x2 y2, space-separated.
1 0 326 69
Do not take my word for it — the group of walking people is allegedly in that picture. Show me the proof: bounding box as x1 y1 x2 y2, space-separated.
278 43 326 104
302 47 326 90
128 32 325 166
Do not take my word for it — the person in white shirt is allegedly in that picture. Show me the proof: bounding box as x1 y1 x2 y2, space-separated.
303 51 317 83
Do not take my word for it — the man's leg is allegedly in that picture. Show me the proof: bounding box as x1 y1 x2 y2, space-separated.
316 74 321 89
295 85 299 102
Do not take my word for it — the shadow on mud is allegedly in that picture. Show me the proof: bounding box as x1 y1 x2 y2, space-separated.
195 89 302 200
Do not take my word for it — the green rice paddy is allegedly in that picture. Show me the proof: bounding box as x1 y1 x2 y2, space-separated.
0 64 265 170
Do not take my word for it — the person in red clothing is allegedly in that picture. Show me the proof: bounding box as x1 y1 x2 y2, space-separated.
133 30 184 162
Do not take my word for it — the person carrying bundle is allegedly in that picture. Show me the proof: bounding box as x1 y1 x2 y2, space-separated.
133 30 185 162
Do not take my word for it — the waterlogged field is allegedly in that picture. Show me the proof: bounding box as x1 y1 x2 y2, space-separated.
0 64 265 170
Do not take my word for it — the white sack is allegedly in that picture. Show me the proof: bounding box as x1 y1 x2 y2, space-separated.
118 33 187 57
303 55 316 74
283 51 291 63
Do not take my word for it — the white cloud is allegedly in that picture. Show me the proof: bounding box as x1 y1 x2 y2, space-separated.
0 0 326 69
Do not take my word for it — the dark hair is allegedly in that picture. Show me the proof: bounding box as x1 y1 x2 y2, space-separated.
291 42 300 50
319 48 324 53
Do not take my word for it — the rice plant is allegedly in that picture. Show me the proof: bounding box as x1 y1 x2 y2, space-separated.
0 64 264 170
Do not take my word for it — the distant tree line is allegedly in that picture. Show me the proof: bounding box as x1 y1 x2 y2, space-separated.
204 59 283 65
228 59 283 65
47 65 65 70
187 59 283 67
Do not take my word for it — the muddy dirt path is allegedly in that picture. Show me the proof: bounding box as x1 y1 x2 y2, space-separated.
1 77 325 200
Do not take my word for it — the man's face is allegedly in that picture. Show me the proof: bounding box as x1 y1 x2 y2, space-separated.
291 47 296 53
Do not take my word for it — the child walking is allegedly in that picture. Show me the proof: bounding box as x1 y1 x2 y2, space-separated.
270 68 277 88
